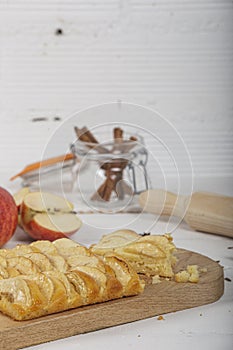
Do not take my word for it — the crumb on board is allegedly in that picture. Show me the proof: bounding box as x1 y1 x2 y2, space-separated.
152 275 161 284
175 270 190 283
174 265 206 283
199 268 207 273
157 315 164 320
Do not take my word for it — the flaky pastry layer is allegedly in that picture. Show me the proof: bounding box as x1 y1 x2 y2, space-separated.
91 230 177 277
0 238 144 320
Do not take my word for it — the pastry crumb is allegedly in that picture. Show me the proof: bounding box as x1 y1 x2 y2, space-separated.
152 275 161 284
174 270 190 283
175 265 200 283
199 268 207 273
157 315 164 320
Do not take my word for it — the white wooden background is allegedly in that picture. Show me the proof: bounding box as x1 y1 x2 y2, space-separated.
0 0 232 194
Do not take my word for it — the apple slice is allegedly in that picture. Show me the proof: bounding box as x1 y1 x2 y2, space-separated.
0 265 9 279
29 213 82 241
24 252 55 272
21 192 82 241
13 187 30 211
22 191 74 214
0 187 18 247
13 187 30 228
30 240 69 272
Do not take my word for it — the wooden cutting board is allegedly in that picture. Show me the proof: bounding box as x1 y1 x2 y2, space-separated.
0 249 224 350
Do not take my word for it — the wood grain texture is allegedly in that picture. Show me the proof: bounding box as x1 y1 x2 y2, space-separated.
0 0 233 182
0 249 224 350
139 190 233 238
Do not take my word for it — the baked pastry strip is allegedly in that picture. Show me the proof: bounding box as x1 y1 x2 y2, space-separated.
0 238 144 320
90 230 177 277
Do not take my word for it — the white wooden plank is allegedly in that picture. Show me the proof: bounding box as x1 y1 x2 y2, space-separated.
0 0 232 182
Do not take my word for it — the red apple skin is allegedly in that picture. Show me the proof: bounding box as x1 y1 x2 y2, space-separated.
27 219 77 241
0 187 18 247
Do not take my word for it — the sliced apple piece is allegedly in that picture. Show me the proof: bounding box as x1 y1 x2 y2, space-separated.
28 213 82 241
6 267 20 278
46 270 81 308
0 277 32 307
30 240 69 272
21 192 82 241
22 191 74 215
13 187 30 227
42 274 69 313
75 266 107 298
0 265 8 279
66 270 100 304
13 187 30 211
30 240 58 255
91 229 139 252
0 256 7 268
29 273 54 302
53 238 80 252
53 239 85 258
7 256 40 275
24 252 55 272
12 244 34 256
67 254 102 270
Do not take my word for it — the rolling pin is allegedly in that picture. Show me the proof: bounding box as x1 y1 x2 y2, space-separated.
139 190 233 238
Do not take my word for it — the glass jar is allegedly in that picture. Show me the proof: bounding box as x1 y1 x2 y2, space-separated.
71 133 150 212
20 157 77 193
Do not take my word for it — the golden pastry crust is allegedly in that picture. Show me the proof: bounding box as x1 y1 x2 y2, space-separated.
91 230 177 278
0 238 144 321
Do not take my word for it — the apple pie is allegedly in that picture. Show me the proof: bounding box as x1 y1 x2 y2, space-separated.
90 230 177 278
0 231 179 321
0 238 144 320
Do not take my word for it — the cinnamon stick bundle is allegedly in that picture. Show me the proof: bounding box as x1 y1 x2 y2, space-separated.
74 126 137 202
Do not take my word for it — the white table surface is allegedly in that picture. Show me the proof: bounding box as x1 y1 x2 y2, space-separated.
1 177 233 350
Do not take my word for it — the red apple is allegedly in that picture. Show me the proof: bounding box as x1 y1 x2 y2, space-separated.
0 187 18 247
21 191 82 241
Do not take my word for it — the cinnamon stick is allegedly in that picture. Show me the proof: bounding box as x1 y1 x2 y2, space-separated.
102 176 116 201
74 126 138 202
74 126 108 154
113 127 124 142
81 126 99 144
91 181 107 201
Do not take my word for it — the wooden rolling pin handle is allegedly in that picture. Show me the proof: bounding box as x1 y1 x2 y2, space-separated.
139 189 233 238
